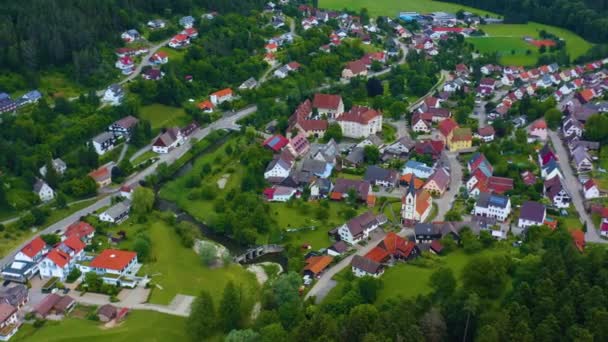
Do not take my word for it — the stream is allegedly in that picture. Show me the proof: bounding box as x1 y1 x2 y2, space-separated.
149 132 287 269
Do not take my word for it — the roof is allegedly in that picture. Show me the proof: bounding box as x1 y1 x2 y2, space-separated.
401 173 425 189
263 135 289 152
98 304 118 318
345 60 367 74
451 127 472 142
0 285 28 307
153 128 181 147
337 106 381 125
103 201 131 220
90 249 137 271
20 236 46 258
519 201 546 223
584 179 598 191
487 176 514 194
476 192 509 209
304 255 333 274
438 118 458 137
425 168 450 191
54 295 75 313
65 221 95 240
197 100 214 110
344 212 379 237
35 294 62 316
364 246 390 263
430 240 443 253
414 140 444 157
416 190 431 217
521 171 537 186
46 249 70 268
63 235 86 253
477 125 495 136
415 223 440 236
364 166 397 183
333 178 370 200
211 88 233 98
329 240 348 253
0 303 16 324
114 116 139 129
92 132 115 144
313 93 342 110
379 232 417 258
531 119 547 130
89 167 110 182
351 255 382 274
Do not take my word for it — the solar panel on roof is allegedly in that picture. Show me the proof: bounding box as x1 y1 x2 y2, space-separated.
489 195 507 207
269 136 281 147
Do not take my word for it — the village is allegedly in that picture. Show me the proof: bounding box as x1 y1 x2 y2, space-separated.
1 0 608 340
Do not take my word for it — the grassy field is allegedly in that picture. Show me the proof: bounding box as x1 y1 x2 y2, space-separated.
320 0 497 17
376 248 509 303
468 23 594 65
139 104 190 132
157 47 187 63
467 36 538 66
132 220 258 305
14 310 187 342
38 72 85 99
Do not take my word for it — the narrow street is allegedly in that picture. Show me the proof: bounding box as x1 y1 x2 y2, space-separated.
548 130 604 243
435 152 463 221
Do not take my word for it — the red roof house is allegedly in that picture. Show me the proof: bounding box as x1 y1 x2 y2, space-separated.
90 249 138 272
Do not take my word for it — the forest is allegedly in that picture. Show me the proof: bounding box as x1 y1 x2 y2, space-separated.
445 0 608 44
0 0 269 88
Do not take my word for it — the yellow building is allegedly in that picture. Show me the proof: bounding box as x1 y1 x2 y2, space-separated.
448 127 473 151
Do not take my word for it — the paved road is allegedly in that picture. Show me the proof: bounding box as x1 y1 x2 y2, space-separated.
117 143 129 164
435 152 463 221
0 195 113 265
548 130 604 243
119 38 172 85
305 230 387 303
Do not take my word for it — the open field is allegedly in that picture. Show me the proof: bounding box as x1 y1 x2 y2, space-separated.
14 310 187 342
139 104 190 132
39 72 85 99
320 0 497 17
470 23 594 65
129 220 258 305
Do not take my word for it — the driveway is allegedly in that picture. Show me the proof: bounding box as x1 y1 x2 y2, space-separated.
305 229 387 303
434 152 463 221
548 130 605 243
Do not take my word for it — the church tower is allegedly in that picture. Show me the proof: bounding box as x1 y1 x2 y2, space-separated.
401 175 417 221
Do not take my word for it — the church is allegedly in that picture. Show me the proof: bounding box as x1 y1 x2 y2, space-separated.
401 175 433 226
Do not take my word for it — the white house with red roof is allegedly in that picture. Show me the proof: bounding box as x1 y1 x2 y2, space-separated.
149 52 169 65
115 56 135 75
39 236 86 280
337 106 383 139
312 93 344 119
181 27 198 39
152 128 184 154
79 249 139 287
169 34 190 48
209 88 234 106
14 236 48 264
584 179 601 199
528 119 548 142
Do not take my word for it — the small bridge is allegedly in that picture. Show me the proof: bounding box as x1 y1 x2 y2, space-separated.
234 244 284 264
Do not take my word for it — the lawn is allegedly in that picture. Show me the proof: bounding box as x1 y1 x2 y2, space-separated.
320 0 497 17
14 310 187 342
131 150 157 166
376 248 509 303
135 220 259 306
139 104 190 132
158 47 187 63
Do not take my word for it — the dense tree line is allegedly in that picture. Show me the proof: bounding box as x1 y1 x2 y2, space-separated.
445 0 608 44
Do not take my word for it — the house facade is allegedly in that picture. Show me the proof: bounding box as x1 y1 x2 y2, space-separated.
474 192 511 222
99 201 131 224
517 201 546 229
34 179 54 202
337 212 382 244
337 106 382 139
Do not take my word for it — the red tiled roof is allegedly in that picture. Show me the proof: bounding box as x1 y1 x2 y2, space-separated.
578 89 595 103
197 100 214 110
531 119 547 130
21 236 46 258
571 230 585 252
211 88 233 98
487 176 514 194
63 235 86 253
364 246 391 263
313 93 342 110
90 249 137 271
345 60 367 74
337 106 381 125
88 167 110 182
304 255 333 275
65 222 95 240
46 249 70 268
438 118 458 137
477 125 495 136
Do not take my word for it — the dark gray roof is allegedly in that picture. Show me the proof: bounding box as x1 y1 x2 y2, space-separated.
476 192 509 209
519 201 546 222
345 212 379 236
33 179 48 193
104 201 131 219
329 240 348 253
351 255 382 274
0 285 28 307
364 165 397 183
93 132 115 144
301 159 328 174
414 223 440 236
346 147 365 164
